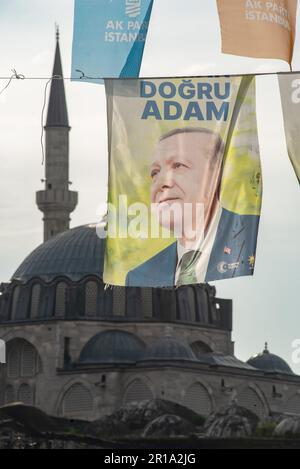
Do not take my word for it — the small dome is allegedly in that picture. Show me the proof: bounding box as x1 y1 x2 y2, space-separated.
13 224 104 282
247 343 293 375
141 337 196 362
79 330 145 364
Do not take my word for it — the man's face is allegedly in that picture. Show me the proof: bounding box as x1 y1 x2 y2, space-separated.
150 131 222 235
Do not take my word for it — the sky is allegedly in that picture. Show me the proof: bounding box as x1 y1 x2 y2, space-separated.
0 0 299 372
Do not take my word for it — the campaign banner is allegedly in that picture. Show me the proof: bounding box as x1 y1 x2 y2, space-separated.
103 76 262 287
216 0 297 65
71 0 154 83
278 73 300 183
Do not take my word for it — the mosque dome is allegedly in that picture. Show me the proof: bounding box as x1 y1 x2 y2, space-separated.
79 330 145 364
12 224 104 282
141 336 197 362
247 344 294 375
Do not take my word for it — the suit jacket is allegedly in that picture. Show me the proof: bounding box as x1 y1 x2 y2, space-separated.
126 208 260 287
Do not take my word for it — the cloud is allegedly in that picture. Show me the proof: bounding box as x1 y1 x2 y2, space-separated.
183 62 217 75
30 50 51 65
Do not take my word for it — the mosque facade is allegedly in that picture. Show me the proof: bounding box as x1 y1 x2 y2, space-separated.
0 35 300 423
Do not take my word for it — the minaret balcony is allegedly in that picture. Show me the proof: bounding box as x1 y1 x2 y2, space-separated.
36 189 78 213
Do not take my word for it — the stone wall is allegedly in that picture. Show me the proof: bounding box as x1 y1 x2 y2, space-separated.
0 321 300 422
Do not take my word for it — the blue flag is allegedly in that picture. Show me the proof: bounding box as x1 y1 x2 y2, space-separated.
71 0 154 84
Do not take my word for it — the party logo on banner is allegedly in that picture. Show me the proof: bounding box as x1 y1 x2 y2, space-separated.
126 0 142 18
217 0 298 65
71 0 154 83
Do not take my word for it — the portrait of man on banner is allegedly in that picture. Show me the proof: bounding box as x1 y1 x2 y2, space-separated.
104 76 262 287
148 127 223 286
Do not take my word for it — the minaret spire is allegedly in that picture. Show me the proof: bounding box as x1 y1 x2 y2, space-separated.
56 23 60 42
36 28 78 242
264 342 269 354
46 25 69 128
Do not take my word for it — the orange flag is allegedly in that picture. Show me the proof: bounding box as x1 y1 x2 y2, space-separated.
216 0 298 65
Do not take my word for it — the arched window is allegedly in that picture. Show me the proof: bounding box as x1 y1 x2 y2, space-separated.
183 382 212 416
21 342 39 377
141 288 153 318
194 288 210 323
237 387 265 419
187 287 196 322
113 287 126 317
4 385 15 405
62 383 93 416
7 340 41 379
11 286 20 319
190 341 212 358
176 287 196 322
18 384 34 405
30 284 41 319
55 282 67 317
85 281 98 317
8 347 21 378
124 379 153 405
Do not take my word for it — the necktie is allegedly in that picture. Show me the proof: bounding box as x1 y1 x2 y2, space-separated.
176 250 200 286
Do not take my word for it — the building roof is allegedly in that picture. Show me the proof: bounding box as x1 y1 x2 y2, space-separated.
198 353 257 371
247 344 294 375
79 330 146 364
141 337 197 362
45 35 69 128
12 224 104 282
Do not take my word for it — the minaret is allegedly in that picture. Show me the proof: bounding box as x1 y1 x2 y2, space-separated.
36 27 78 242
